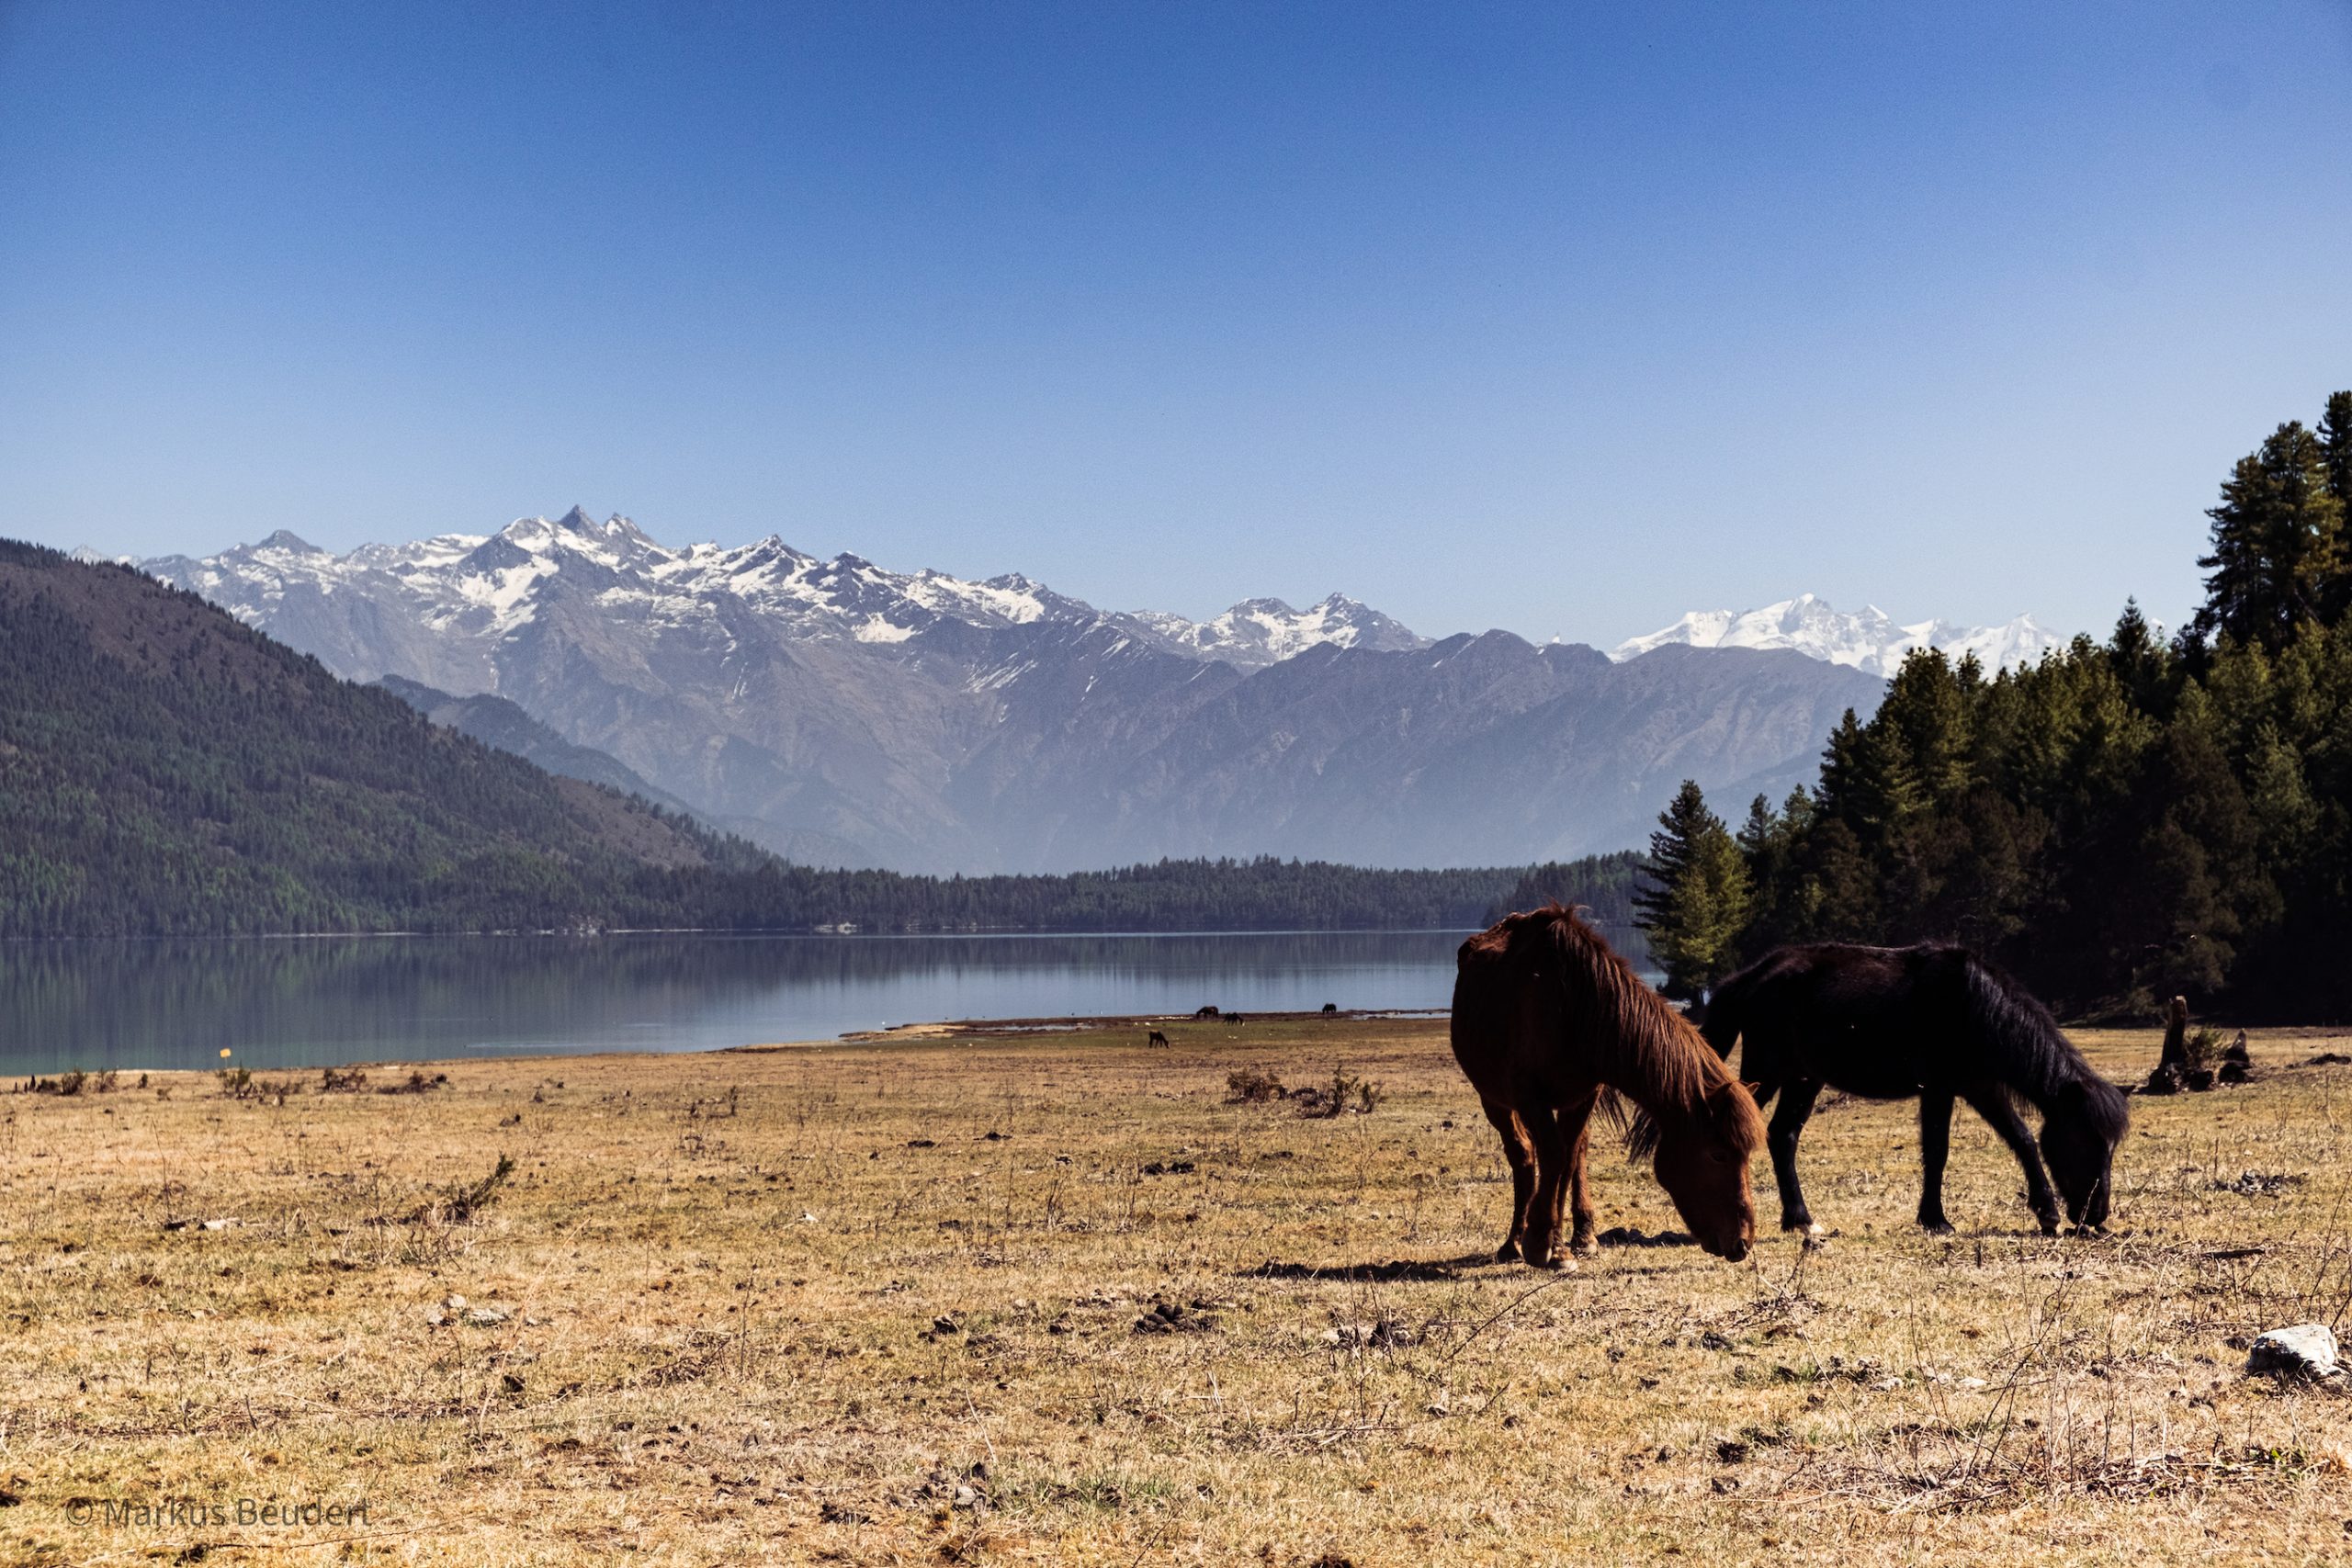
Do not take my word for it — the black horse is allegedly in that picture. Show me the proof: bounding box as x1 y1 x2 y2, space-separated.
1701 942 2128 1236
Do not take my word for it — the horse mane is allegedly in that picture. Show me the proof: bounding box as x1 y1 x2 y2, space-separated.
1474 904 1764 1160
1959 952 2130 1139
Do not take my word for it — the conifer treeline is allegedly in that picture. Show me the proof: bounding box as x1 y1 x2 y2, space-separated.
624 851 1644 937
1637 390 2352 1021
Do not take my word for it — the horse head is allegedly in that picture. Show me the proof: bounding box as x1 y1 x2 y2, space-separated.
1646 1081 1761 1261
2039 1077 2128 1228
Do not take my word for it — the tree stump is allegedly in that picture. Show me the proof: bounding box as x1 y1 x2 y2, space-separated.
2143 996 2220 1091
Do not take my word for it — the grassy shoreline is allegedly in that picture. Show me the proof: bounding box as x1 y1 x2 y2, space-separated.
10 1014 2352 1564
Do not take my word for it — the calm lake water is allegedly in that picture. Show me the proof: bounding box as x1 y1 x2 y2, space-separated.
0 929 1655 1077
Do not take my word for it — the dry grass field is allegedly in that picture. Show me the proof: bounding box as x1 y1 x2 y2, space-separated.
9 1013 2352 1565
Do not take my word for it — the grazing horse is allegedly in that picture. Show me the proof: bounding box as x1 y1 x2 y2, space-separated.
1452 906 1763 1266
1147 1030 1170 1050
1701 943 2129 1236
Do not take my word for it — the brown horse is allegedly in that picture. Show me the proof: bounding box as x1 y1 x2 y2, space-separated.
1452 906 1764 1266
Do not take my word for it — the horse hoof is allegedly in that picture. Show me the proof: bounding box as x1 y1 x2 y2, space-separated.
1569 1235 1599 1258
1494 1241 1522 1264
1920 1220 1954 1235
1781 1218 1821 1235
1527 1253 1572 1271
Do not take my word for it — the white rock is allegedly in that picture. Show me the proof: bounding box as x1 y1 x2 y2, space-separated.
2247 1324 2342 1381
464 1306 510 1326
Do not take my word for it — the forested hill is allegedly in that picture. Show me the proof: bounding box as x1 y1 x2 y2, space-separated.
0 540 1640 937
0 539 761 936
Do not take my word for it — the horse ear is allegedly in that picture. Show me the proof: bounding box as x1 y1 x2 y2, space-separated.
1744 1081 1762 1098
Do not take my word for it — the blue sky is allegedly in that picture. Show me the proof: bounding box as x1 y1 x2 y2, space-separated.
4 2 2350 645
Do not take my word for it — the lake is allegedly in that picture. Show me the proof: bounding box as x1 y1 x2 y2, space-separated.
0 928 1655 1077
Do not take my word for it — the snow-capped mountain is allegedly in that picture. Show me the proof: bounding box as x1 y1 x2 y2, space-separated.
1611 594 2066 678
1129 594 1427 666
143 507 1425 678
140 510 1886 873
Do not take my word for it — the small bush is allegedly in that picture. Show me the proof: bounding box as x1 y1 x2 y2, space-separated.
378 1071 449 1095
2182 1026 2227 1070
402 1153 515 1226
320 1066 369 1093
1292 1066 1385 1118
1226 1069 1286 1104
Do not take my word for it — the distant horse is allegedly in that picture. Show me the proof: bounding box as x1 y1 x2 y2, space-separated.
1701 943 2129 1236
1225 1012 1247 1026
1193 1006 1220 1020
1147 1030 1170 1050
1452 906 1763 1266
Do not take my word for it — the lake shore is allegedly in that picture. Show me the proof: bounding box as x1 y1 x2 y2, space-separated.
10 1015 2352 1565
0 930 1484 1077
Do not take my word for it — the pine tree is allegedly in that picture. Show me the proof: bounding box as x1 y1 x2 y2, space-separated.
1877 649 1977 807
1634 781 1753 1001
2108 598 2170 715
2321 390 2352 507
1817 704 1925 845
2192 420 2346 652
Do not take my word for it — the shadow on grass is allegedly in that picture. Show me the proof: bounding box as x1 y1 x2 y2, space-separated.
1243 1254 1493 1282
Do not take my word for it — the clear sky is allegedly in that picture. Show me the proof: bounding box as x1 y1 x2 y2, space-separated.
5 2 2350 646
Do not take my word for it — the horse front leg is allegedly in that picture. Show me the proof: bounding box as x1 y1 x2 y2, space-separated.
1917 1090 1956 1234
1523 1106 1574 1269
1766 1079 1824 1235
1478 1097 1537 1262
1963 1086 2061 1235
1557 1092 1600 1256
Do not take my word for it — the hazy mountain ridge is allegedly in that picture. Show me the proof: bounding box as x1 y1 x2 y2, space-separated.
146 510 1892 872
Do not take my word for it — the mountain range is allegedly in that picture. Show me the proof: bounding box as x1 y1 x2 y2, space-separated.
6 538 1635 938
138 508 2036 873
1610 593 2066 677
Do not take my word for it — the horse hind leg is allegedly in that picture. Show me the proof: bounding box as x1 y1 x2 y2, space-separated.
1916 1090 1956 1234
1478 1098 1538 1263
1962 1085 2062 1235
1765 1079 1825 1235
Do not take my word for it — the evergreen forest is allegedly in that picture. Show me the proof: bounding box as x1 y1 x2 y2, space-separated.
1636 390 2352 1021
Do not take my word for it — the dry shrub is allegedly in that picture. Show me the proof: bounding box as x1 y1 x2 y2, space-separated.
1292 1066 1385 1118
1227 1068 1287 1103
